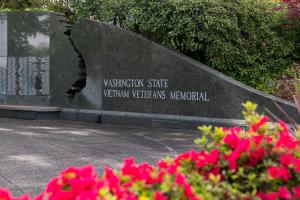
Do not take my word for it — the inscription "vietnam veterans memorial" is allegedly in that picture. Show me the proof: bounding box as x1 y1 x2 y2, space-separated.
103 79 209 101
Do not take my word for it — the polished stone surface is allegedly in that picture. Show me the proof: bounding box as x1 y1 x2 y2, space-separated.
0 12 51 106
0 118 199 196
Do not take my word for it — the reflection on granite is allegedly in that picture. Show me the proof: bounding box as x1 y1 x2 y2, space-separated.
0 13 51 97
27 32 49 50
28 57 49 95
8 13 50 56
0 57 7 95
0 13 7 56
5 57 49 96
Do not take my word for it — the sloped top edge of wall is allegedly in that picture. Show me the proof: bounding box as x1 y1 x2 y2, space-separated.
82 19 296 108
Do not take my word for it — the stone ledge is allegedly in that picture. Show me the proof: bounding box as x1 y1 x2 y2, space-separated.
100 110 248 130
0 105 61 112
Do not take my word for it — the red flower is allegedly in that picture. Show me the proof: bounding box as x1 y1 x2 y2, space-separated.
280 153 295 167
195 151 210 168
294 159 300 172
268 166 291 181
45 177 62 193
105 167 120 189
236 139 250 152
16 195 31 200
253 135 264 146
258 191 279 200
250 116 269 132
121 158 157 184
154 192 167 200
293 185 300 199
0 105 299 200
225 150 241 170
157 160 170 169
223 133 239 149
206 149 219 165
278 187 291 200
175 173 201 200
248 147 265 166
225 139 250 170
276 132 298 149
230 127 243 134
0 189 12 200
278 120 290 135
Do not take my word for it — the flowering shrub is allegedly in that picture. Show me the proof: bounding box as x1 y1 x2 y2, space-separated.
1 101 300 200
281 0 300 19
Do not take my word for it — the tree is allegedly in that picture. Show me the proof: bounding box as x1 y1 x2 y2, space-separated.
0 0 31 10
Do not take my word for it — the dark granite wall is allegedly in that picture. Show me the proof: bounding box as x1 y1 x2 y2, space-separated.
0 12 299 123
69 19 299 121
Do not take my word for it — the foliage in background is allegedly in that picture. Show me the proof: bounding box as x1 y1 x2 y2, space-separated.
0 0 73 18
275 65 300 100
69 0 128 24
296 79 300 94
69 0 298 94
0 102 300 199
272 0 300 99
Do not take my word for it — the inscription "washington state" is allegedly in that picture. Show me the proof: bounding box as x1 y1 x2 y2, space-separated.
103 79 209 102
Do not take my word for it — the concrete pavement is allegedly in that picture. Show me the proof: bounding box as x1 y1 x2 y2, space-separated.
0 118 200 197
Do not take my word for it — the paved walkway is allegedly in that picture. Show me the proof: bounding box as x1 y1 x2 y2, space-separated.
0 118 200 197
